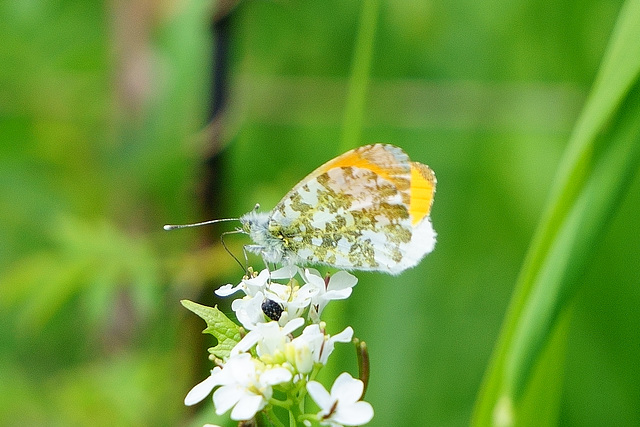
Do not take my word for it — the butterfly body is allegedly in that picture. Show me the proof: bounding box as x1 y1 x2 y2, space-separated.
239 144 436 275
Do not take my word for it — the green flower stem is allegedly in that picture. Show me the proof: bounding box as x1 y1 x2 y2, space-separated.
264 407 287 427
270 397 293 409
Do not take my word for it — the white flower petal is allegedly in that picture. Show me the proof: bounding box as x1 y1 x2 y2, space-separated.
301 323 322 337
306 380 332 409
277 310 291 326
282 317 305 334
287 284 318 308
242 270 270 296
233 292 267 330
254 321 287 356
333 401 374 425
332 326 354 343
212 385 244 414
271 264 299 279
225 354 256 383
230 394 265 421
331 373 364 404
215 283 242 296
327 271 358 291
301 268 322 281
322 288 352 301
184 373 218 406
265 283 290 302
246 269 270 284
302 269 325 288
261 367 293 385
232 329 261 355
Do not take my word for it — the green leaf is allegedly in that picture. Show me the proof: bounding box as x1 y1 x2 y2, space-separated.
472 0 640 425
181 300 242 360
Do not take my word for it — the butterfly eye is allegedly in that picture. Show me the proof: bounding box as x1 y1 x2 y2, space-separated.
261 299 284 321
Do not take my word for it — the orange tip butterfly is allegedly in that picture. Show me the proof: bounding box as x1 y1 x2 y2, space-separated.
165 144 436 275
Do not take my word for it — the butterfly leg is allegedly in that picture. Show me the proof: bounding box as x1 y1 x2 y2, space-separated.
220 230 246 274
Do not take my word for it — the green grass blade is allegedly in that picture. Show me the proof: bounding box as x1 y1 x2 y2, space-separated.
339 0 380 152
472 0 640 425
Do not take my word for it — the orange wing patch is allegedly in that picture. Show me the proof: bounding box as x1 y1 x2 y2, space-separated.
313 144 410 190
409 162 436 225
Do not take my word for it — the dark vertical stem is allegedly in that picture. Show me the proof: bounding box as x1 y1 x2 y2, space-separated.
201 13 231 224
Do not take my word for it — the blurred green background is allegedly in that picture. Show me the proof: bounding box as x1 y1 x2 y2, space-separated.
1 0 639 426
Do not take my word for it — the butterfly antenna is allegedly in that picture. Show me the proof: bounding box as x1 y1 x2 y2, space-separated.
163 217 239 231
221 230 246 273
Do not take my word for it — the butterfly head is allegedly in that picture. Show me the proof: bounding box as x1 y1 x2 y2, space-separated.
239 209 287 264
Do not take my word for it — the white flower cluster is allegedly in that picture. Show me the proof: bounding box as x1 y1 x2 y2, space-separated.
184 266 374 426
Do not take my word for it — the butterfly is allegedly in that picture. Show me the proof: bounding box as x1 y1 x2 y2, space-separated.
166 144 436 275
